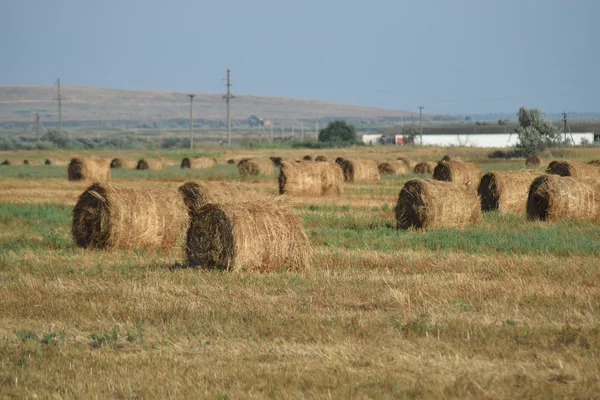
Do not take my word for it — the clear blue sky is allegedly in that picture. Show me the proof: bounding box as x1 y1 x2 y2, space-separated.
1 0 598 114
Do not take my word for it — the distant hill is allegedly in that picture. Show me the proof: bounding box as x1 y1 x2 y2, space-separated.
0 85 428 126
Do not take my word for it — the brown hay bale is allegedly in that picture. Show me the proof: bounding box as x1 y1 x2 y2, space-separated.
478 170 540 213
413 162 437 174
269 156 283 166
397 157 417 169
335 157 345 165
185 201 310 271
278 161 344 196
160 157 175 167
433 161 482 186
441 155 463 162
72 183 188 250
303 155 313 161
546 160 600 182
526 174 600 222
178 181 263 213
238 158 274 177
137 158 164 170
110 158 137 169
24 159 43 166
227 159 236 164
378 160 408 175
2 159 24 166
340 159 380 182
314 155 328 162
395 179 481 230
588 160 600 166
180 157 217 169
45 158 68 166
67 157 111 181
525 154 543 166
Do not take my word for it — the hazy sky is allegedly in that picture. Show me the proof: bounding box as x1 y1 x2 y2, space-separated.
1 0 598 114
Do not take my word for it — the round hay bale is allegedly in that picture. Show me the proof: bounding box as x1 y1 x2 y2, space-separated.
378 160 408 175
546 160 600 182
24 159 43 166
178 181 264 213
279 161 344 196
526 174 600 222
227 159 236 165
160 157 175 167
478 170 540 213
340 159 380 182
303 155 313 161
441 155 463 162
269 156 283 167
68 157 111 181
335 157 345 165
238 158 274 177
433 161 482 186
180 157 217 169
314 155 328 162
2 159 24 166
396 157 417 169
110 158 137 169
72 183 189 250
525 154 543 166
186 201 310 271
45 158 67 166
588 160 600 166
413 162 437 174
395 179 481 230
136 158 164 170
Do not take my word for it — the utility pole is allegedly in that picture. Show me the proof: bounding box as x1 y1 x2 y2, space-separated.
301 120 305 141
35 113 40 143
418 106 424 145
188 94 195 149
57 78 62 136
222 69 235 146
562 111 574 144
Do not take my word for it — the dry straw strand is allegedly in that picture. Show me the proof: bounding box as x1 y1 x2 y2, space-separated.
110 158 138 169
546 160 600 182
180 157 217 169
378 160 408 175
68 157 111 181
478 170 540 213
178 181 264 213
278 161 344 196
186 201 310 271
433 161 482 186
72 183 189 250
395 179 481 230
340 159 380 182
238 158 275 177
413 162 437 174
137 158 164 170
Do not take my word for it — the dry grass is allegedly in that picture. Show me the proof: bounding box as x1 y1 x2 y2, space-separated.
340 159 380 182
433 161 482 186
278 161 344 196
180 157 217 169
478 170 541 213
67 157 111 181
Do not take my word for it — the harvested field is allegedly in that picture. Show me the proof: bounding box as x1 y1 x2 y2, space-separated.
278 161 344 196
478 170 540 213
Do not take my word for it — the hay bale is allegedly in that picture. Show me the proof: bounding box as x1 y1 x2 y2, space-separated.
397 157 417 169
378 160 408 175
1 159 24 166
185 201 310 271
24 159 42 165
546 160 600 182
45 158 67 166
395 179 481 230
72 183 188 250
279 161 344 196
238 158 274 177
110 158 137 169
180 157 217 169
525 154 543 166
340 159 380 182
588 160 600 166
178 181 263 213
441 155 463 162
315 155 328 162
227 159 236 164
478 170 540 213
335 157 345 165
136 158 164 170
68 157 111 181
413 162 437 174
526 174 600 222
160 157 175 167
303 155 313 161
433 161 482 186
269 156 283 166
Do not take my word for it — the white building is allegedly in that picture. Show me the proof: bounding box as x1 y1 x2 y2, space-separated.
395 133 597 147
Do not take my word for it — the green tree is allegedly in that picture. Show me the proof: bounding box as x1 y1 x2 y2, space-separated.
515 107 561 156
318 120 357 145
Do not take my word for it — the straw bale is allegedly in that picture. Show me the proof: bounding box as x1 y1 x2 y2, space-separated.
180 157 217 169
279 161 344 196
186 201 310 271
269 156 283 166
525 154 543 166
546 160 600 182
395 179 481 230
2 159 24 166
441 155 463 162
335 157 345 165
378 160 408 175
68 157 111 181
315 155 328 162
413 162 437 174
588 160 600 166
526 174 600 222
238 158 274 176
110 158 137 168
396 157 417 168
478 170 540 213
303 155 313 161
45 158 68 166
340 159 380 182
227 159 236 164
137 158 164 170
178 181 263 213
433 161 482 185
72 183 188 250
24 159 43 165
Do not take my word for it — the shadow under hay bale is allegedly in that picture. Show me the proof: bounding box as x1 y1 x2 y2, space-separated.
238 158 274 177
180 157 217 169
395 179 481 230
303 155 313 161
72 183 189 250
340 159 380 182
527 174 600 222
413 162 437 174
68 157 111 181
433 161 482 186
335 157 345 165
378 160 408 175
314 155 328 162
178 181 264 213
45 158 67 166
546 160 600 182
110 158 137 169
186 201 310 271
525 154 543 166
397 157 417 169
137 158 164 170
478 170 540 213
278 161 344 196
